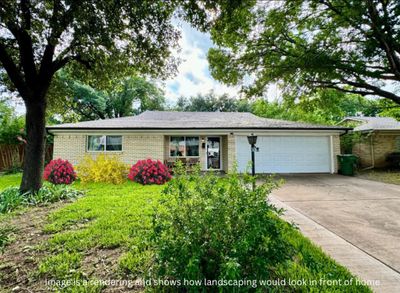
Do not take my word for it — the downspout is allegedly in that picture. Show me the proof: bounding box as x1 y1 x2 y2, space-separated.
362 131 375 170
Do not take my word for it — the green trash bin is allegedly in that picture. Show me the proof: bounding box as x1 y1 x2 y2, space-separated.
337 154 358 176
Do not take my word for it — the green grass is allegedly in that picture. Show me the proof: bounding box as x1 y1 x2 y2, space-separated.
0 173 371 292
0 173 22 191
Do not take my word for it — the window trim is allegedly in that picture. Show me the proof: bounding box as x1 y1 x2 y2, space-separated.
169 136 200 158
87 135 123 152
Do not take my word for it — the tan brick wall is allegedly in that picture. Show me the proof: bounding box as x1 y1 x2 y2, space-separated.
53 134 164 166
352 132 400 168
227 134 236 173
332 135 341 173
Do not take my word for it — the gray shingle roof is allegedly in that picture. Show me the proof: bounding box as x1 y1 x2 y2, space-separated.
344 116 400 131
47 111 349 130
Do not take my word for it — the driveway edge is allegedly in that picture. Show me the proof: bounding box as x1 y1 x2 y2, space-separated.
269 195 400 293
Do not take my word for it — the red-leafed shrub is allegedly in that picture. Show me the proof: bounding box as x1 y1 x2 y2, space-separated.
128 159 171 185
44 159 77 185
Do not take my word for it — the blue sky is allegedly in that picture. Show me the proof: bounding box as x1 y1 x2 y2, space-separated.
162 21 242 103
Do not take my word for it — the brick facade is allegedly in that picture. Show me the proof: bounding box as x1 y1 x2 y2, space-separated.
53 134 163 166
53 133 340 173
353 132 400 168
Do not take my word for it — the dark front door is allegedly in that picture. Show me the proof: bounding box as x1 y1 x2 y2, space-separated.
207 137 221 170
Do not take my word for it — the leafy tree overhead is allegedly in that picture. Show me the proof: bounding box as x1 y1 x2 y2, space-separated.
175 92 251 112
49 74 166 122
208 0 400 104
0 101 24 144
0 0 230 192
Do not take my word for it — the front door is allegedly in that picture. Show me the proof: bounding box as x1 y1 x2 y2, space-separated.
207 137 221 170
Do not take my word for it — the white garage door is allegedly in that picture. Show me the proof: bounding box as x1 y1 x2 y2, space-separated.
236 136 332 173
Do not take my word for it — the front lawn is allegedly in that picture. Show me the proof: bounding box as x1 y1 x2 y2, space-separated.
0 173 371 292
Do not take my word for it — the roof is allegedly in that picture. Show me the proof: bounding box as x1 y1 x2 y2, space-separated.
47 111 349 131
342 116 400 131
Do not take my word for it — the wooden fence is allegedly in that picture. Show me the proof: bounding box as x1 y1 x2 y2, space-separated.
0 144 53 172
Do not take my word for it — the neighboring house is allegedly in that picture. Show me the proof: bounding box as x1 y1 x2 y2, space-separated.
47 111 349 174
340 117 400 168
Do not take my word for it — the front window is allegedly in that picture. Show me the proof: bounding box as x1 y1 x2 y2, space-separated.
87 135 122 152
169 136 199 157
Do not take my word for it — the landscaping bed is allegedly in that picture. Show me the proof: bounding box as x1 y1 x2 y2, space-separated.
0 173 371 292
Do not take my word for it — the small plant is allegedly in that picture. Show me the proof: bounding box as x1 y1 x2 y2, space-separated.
0 187 24 213
128 159 171 185
77 155 128 184
44 158 77 185
0 226 15 253
0 185 84 214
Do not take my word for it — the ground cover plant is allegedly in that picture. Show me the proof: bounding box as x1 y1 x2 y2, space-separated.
0 172 371 292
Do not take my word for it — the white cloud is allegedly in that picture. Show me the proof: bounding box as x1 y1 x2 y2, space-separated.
162 21 242 104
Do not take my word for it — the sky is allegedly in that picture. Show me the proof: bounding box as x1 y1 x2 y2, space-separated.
162 21 242 104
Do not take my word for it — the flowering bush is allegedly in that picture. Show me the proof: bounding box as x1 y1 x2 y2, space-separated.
76 155 128 184
128 159 171 185
44 159 76 185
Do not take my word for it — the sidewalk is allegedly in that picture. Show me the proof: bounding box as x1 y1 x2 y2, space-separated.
270 195 400 293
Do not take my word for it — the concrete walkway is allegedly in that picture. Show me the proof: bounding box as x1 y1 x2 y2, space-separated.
270 193 400 293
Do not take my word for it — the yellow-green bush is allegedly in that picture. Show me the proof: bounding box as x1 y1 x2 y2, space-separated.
76 155 128 184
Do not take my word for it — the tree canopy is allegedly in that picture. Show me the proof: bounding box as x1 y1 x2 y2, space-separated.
175 92 252 112
48 74 166 122
208 0 400 104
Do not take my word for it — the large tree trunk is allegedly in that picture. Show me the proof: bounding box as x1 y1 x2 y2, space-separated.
20 97 47 193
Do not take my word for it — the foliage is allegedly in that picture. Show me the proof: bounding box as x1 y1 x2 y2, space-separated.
208 0 400 104
175 91 251 112
0 226 15 253
128 159 171 185
48 73 166 123
0 185 83 214
77 155 128 184
44 159 76 185
0 101 24 144
146 164 293 289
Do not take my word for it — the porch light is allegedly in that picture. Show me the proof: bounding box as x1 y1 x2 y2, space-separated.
247 134 257 145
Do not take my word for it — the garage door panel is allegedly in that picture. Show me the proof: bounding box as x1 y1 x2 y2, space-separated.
236 136 331 173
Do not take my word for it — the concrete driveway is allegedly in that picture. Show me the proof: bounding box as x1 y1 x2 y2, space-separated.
271 175 400 281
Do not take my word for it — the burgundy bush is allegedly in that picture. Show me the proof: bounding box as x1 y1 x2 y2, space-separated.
128 159 171 185
44 158 77 185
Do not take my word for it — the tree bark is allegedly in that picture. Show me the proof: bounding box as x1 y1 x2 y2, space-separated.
20 96 47 193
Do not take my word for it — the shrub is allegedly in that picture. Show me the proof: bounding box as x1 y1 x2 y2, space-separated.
145 163 293 289
128 159 171 185
44 158 77 185
0 185 84 214
77 155 128 184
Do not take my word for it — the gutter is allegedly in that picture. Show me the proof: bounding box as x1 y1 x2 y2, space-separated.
46 126 352 131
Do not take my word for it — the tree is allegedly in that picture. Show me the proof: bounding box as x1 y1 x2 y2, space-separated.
175 92 251 112
208 0 400 104
0 101 25 144
0 0 222 192
48 74 166 122
251 90 382 125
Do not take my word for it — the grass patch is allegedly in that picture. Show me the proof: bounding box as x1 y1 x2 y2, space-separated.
0 226 15 253
357 169 400 185
0 173 21 191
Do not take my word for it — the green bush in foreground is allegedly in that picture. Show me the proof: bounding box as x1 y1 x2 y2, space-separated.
146 163 294 290
0 185 84 214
